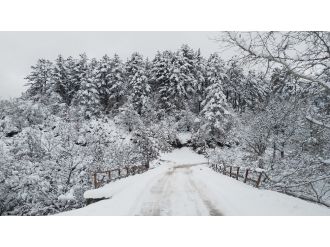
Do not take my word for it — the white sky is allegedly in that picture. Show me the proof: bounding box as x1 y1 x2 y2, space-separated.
0 31 227 99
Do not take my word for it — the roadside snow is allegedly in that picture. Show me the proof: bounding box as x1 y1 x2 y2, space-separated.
59 148 330 216
160 147 207 164
191 166 330 215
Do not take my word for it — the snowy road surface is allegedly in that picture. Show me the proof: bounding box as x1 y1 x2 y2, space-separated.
60 148 330 216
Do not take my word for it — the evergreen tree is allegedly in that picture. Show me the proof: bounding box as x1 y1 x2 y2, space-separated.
108 54 125 110
130 67 150 115
125 53 150 114
125 52 145 88
151 50 175 112
192 49 207 113
171 45 196 107
241 70 268 111
25 59 53 102
223 61 245 111
94 55 113 113
74 56 100 117
270 67 303 99
52 55 78 106
200 81 232 144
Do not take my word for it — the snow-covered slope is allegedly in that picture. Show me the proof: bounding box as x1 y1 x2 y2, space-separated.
59 148 330 216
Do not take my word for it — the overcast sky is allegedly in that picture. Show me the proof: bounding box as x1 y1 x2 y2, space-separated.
0 31 225 99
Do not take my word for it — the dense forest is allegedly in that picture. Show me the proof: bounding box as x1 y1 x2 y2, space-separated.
1 32 330 215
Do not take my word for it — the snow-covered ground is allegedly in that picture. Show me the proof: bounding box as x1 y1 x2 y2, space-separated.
59 148 330 216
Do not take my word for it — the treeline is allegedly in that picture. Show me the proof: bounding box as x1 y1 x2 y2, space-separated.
24 44 269 145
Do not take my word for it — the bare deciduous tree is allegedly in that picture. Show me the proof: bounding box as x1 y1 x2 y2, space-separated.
220 31 330 128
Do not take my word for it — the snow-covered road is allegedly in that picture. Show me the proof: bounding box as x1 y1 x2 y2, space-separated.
59 148 330 216
133 163 223 216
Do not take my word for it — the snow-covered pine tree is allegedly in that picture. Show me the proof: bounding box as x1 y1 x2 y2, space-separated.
94 55 113 113
151 50 175 113
131 67 151 115
240 70 268 112
52 55 78 106
25 59 53 102
270 67 303 99
199 80 232 145
125 53 151 115
125 52 145 85
170 45 196 110
74 56 100 117
204 53 227 103
108 54 126 110
192 49 207 114
223 61 246 111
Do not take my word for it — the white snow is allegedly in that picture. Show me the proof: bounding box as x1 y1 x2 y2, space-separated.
255 168 266 173
322 159 330 165
58 188 75 202
59 148 330 216
176 132 192 145
160 147 207 164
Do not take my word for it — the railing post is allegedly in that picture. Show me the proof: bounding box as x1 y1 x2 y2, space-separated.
126 167 129 177
230 166 232 177
244 169 249 183
223 165 226 175
93 173 97 188
236 167 240 180
256 172 263 188
118 169 121 178
108 171 111 181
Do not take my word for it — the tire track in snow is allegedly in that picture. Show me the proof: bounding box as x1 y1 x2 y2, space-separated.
134 163 223 216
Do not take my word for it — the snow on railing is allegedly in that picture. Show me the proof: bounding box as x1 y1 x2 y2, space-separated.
210 163 264 188
91 164 149 189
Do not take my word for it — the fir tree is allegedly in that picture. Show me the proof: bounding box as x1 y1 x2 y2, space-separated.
25 59 53 102
200 81 232 144
108 54 125 110
94 55 113 113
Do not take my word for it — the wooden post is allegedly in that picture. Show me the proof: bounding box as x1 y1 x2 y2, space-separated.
118 169 121 178
256 172 263 188
126 167 129 177
244 169 249 183
108 171 111 181
236 167 240 180
223 165 226 175
230 166 232 177
93 173 97 188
